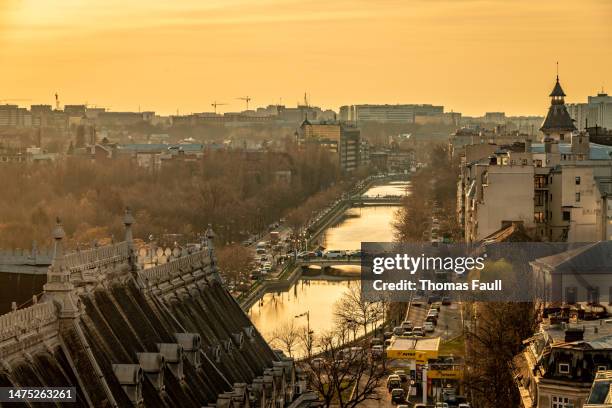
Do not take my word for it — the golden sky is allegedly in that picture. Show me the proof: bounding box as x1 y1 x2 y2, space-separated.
1 0 610 116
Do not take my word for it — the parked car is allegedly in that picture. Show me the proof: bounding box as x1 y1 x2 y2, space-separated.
393 326 404 336
311 357 324 368
386 374 401 390
435 403 449 408
390 388 406 404
458 404 471 408
442 296 451 305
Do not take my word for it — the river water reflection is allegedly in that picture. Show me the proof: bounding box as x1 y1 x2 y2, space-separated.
248 181 410 353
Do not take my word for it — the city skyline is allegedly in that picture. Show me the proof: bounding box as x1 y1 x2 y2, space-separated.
1 0 611 116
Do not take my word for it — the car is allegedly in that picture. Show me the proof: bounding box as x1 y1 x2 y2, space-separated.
297 251 316 259
397 406 410 408
394 370 408 382
424 321 435 332
371 345 384 358
431 302 442 311
383 331 394 339
324 250 346 259
390 388 406 404
458 404 471 408
428 295 441 304
311 357 324 368
442 296 451 305
435 403 449 408
412 327 424 336
428 309 439 318
403 329 413 336
393 326 404 336
425 315 438 325
386 374 401 390
401 320 413 331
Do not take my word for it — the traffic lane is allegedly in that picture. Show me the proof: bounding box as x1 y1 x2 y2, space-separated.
433 302 462 340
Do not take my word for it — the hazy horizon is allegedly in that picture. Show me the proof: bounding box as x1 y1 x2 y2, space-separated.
1 0 610 117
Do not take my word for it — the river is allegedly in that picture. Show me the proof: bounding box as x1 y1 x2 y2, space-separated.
247 180 410 354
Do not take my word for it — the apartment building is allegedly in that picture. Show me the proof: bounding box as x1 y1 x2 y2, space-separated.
458 77 612 242
339 104 443 123
0 104 31 127
297 119 365 172
514 321 612 408
568 91 612 131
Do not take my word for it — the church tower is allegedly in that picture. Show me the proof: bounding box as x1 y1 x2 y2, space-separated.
540 74 576 142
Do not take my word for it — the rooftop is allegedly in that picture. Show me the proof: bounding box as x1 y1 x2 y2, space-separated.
530 142 612 160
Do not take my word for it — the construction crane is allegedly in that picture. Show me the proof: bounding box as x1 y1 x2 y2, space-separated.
236 96 252 111
211 101 227 114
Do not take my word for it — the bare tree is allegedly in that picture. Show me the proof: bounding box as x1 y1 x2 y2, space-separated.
464 301 538 408
334 284 383 337
302 330 385 408
270 321 301 358
216 244 252 293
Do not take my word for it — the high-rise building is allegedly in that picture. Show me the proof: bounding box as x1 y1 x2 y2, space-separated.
339 104 443 123
298 120 365 172
0 104 31 127
567 91 612 131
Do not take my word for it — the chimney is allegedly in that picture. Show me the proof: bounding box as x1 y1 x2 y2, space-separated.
564 327 584 342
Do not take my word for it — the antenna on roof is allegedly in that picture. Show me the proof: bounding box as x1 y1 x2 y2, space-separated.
556 61 559 81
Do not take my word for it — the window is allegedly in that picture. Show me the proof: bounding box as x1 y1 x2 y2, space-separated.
535 175 547 188
575 176 581 185
522 159 528 165
576 192 581 202
560 134 565 141
565 287 577 304
534 212 545 223
563 211 571 221
609 286 612 305
588 287 600 305
598 365 608 372
552 395 572 408
535 159 543 167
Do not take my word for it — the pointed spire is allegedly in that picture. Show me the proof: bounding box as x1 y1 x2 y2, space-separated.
123 207 135 245
52 217 66 266
44 217 80 318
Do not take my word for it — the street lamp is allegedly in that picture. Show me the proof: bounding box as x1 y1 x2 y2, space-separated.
295 311 313 354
